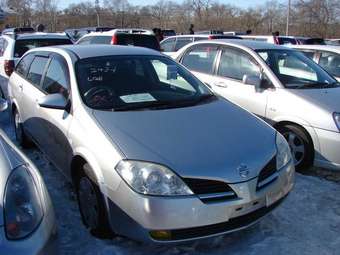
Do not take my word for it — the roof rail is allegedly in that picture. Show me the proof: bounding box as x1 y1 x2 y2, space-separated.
2 27 35 39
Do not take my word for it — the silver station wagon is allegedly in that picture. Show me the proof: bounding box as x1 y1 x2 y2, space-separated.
9 45 294 243
175 40 340 171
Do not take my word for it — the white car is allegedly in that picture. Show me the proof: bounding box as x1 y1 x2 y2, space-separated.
160 34 241 57
174 39 340 171
240 35 298 45
290 45 340 81
0 27 72 98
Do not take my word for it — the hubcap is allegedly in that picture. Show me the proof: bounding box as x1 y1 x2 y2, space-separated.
78 177 99 229
283 131 305 166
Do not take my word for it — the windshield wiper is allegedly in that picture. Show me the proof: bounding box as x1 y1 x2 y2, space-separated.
293 82 340 89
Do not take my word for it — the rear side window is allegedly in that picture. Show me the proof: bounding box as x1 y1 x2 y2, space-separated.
160 38 175 52
26 56 49 87
14 38 72 58
181 45 219 74
116 34 160 50
90 36 112 44
42 56 70 98
15 53 35 77
76 36 91 45
174 38 193 51
301 51 315 60
218 48 260 81
319 51 340 77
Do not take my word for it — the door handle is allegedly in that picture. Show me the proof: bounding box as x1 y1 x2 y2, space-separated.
213 81 228 88
18 84 23 91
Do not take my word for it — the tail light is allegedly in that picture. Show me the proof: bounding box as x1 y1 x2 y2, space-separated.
4 60 15 77
273 36 280 45
208 35 213 40
110 35 118 45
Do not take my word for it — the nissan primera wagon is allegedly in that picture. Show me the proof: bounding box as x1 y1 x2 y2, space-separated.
175 40 340 171
9 45 294 242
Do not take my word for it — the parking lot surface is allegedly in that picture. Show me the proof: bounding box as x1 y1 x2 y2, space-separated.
0 110 339 255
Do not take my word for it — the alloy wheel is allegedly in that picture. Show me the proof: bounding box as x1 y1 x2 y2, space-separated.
283 131 305 166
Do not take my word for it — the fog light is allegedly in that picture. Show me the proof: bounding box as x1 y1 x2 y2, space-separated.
150 230 172 241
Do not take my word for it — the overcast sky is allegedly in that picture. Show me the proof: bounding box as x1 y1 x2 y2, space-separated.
59 0 278 9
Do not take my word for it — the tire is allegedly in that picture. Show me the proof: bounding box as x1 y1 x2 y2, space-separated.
277 124 314 172
75 164 114 239
12 108 32 148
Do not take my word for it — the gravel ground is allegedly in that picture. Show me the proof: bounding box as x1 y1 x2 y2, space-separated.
1 109 340 255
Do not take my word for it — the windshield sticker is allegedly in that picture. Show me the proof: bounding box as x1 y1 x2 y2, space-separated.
167 65 178 80
120 93 156 103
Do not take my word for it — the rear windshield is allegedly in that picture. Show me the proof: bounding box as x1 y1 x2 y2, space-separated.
278 37 297 45
116 34 160 51
14 38 73 58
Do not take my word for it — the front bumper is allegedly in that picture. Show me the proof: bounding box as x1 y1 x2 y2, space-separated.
106 161 294 243
314 127 340 170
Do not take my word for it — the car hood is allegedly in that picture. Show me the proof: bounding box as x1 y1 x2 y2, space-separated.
287 87 340 113
92 99 277 183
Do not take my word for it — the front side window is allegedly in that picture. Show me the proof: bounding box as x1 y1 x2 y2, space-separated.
75 55 213 110
15 53 35 77
218 48 260 81
181 45 219 74
26 56 49 87
42 56 70 98
319 51 340 78
257 49 338 88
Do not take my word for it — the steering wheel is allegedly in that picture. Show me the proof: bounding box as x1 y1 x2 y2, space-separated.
84 86 116 108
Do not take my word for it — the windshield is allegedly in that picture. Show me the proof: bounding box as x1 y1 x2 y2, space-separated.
75 55 214 111
256 49 338 89
14 38 73 58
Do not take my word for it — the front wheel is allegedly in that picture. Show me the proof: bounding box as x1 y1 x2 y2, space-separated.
277 124 314 171
75 164 114 239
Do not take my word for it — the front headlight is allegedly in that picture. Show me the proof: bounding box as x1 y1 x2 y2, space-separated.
333 112 340 131
276 133 292 170
115 160 193 196
4 165 43 240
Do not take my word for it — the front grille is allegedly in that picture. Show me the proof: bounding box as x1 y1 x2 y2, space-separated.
150 195 286 241
183 178 237 203
183 178 234 194
257 156 277 190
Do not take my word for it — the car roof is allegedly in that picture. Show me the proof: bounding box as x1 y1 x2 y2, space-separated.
3 32 70 40
83 29 154 37
206 39 291 50
47 44 162 59
291 44 340 52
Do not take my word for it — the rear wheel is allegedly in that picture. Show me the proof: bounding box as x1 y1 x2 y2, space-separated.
277 124 314 171
12 109 32 148
75 164 114 239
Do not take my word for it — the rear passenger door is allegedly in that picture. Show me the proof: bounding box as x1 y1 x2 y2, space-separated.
38 54 73 174
20 54 49 141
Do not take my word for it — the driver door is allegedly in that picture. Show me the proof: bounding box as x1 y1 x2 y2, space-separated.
210 47 270 118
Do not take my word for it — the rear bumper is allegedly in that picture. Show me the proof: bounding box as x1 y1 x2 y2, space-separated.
313 127 340 171
105 161 295 243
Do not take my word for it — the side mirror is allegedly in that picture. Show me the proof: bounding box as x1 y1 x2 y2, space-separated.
0 98 8 112
38 94 68 110
242 74 262 88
